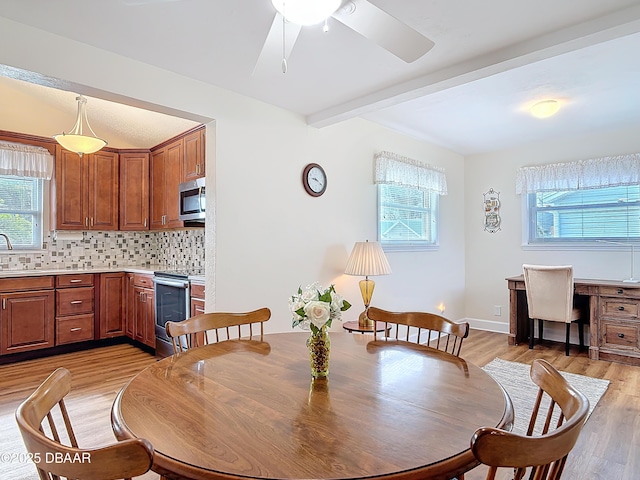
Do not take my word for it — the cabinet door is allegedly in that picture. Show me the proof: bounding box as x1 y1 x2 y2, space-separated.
53 146 88 230
125 274 135 338
191 298 205 317
89 151 119 230
143 288 156 348
120 152 150 230
164 140 184 228
183 128 205 181
134 286 147 344
99 273 126 338
1 290 55 354
149 148 167 230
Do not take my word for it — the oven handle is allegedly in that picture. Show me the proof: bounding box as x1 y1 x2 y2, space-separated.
152 277 190 289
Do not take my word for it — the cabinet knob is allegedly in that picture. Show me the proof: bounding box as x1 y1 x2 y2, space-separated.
618 289 624 294
618 306 625 311
618 333 625 338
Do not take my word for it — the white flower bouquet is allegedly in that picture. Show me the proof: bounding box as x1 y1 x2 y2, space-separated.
289 282 351 334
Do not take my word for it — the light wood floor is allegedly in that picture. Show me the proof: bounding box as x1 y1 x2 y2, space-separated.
1 331 638 480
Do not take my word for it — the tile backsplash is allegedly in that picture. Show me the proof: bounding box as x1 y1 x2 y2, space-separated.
0 229 205 271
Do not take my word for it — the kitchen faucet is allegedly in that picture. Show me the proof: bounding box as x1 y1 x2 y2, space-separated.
0 233 13 250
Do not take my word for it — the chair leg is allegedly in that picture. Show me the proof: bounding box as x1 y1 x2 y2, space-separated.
578 320 585 352
565 323 571 356
529 317 534 349
538 319 543 344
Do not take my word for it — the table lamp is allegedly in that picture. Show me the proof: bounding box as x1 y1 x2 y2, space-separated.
344 240 392 328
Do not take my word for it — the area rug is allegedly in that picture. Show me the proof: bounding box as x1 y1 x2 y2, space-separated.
482 357 610 435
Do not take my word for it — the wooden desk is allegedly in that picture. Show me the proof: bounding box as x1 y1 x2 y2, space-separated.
112 332 513 480
507 275 640 365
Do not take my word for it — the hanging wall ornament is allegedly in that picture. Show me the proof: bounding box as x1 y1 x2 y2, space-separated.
483 188 501 233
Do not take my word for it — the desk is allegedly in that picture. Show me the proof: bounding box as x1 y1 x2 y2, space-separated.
112 333 513 480
507 275 640 365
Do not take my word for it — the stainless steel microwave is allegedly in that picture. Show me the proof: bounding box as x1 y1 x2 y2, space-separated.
178 177 205 222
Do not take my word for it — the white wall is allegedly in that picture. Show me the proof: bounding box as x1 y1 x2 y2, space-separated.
464 124 640 339
0 17 466 333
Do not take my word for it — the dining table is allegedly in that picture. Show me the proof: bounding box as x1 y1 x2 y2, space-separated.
111 332 514 480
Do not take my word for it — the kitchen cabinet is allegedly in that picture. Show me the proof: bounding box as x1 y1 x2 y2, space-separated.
55 274 95 346
99 272 126 338
190 281 205 317
52 147 119 230
127 274 155 348
0 276 55 355
119 152 150 230
150 141 183 230
183 127 206 181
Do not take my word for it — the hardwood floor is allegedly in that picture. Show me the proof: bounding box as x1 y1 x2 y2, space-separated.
1 331 638 479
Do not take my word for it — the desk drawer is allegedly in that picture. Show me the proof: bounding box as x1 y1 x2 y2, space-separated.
600 298 639 319
601 321 639 351
56 314 94 345
56 287 95 316
599 286 640 299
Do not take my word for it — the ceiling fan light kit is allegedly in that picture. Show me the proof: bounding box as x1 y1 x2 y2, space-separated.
53 95 107 157
271 0 341 26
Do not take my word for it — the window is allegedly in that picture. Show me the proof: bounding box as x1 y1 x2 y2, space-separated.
374 151 447 251
518 153 640 245
378 184 438 247
0 175 44 250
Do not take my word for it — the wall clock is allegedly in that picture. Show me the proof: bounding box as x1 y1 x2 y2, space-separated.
302 163 327 197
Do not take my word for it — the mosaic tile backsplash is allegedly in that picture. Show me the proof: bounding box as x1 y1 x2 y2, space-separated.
0 229 205 271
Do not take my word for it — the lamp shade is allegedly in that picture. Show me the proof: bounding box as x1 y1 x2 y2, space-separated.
53 95 107 157
344 241 391 277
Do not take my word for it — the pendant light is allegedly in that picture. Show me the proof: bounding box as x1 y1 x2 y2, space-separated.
53 95 107 157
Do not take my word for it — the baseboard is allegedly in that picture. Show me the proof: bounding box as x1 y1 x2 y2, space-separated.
464 317 509 334
464 317 590 345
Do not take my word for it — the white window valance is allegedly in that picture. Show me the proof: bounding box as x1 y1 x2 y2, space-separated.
374 151 448 195
0 141 54 180
516 153 640 194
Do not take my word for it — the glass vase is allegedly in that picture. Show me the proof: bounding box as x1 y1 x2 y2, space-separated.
307 326 330 378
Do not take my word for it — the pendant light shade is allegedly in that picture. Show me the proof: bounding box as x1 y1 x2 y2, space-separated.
54 95 107 157
271 0 341 26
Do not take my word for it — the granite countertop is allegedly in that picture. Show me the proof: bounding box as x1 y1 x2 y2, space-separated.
0 265 161 278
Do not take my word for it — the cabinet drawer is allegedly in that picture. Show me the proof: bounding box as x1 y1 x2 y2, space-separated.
601 298 640 319
56 274 94 288
0 276 54 292
191 282 205 299
601 321 639 351
56 315 94 345
133 274 154 288
599 286 640 298
56 287 94 316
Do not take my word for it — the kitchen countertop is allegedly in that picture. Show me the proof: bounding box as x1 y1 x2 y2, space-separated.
0 265 161 278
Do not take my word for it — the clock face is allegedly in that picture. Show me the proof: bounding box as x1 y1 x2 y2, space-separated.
302 163 327 197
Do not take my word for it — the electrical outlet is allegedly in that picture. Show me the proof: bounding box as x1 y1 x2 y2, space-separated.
493 305 502 316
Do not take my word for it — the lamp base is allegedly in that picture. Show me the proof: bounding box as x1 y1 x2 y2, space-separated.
358 310 374 329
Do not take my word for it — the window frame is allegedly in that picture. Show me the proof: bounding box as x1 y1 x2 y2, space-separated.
0 175 45 251
377 183 440 252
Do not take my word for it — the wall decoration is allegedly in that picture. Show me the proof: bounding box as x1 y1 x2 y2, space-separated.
483 188 501 233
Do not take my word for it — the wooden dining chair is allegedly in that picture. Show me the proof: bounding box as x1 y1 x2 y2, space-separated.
522 264 584 356
470 359 589 480
367 306 470 356
165 307 272 354
15 367 154 480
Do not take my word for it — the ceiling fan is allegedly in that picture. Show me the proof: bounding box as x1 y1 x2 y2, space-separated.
120 0 434 72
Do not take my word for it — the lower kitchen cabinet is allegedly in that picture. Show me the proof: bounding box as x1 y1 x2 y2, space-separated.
190 281 205 317
99 272 126 338
1 288 55 355
55 274 95 346
127 274 156 348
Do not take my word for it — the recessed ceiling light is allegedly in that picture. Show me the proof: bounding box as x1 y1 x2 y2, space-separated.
530 99 561 119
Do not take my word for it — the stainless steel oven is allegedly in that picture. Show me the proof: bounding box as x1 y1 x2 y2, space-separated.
153 272 191 358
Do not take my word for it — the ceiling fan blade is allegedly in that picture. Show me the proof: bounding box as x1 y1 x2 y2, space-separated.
253 13 303 75
332 0 434 63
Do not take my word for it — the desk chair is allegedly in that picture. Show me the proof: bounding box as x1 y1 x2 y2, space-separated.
471 359 589 480
165 307 271 354
367 307 470 356
15 367 153 480
523 264 584 356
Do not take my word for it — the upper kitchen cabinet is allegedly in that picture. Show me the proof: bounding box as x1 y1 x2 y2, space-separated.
182 126 205 181
51 146 119 230
150 140 183 229
119 152 150 230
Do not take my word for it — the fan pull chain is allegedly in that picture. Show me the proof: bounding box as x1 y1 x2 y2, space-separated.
323 18 329 33
281 4 288 73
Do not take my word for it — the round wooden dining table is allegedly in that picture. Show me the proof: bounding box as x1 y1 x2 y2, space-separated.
111 332 513 480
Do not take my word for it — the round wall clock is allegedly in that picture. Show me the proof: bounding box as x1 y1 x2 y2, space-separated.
302 163 327 197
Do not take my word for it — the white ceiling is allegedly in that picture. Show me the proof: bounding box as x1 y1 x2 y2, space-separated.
1 0 640 154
